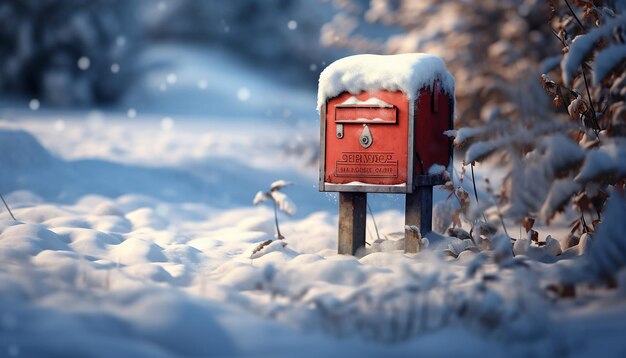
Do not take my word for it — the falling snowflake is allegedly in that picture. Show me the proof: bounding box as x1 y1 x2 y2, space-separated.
29 99 40 111
77 56 91 70
161 117 174 131
237 87 251 102
166 73 177 85
54 120 65 132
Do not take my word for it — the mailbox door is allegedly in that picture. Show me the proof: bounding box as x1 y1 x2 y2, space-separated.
413 82 453 177
322 91 410 192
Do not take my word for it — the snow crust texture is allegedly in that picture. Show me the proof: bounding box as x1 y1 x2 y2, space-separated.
317 53 455 111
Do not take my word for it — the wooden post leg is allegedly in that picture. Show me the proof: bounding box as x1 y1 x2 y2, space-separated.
405 185 433 253
338 192 367 255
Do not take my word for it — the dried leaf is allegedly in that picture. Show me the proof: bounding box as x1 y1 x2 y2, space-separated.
451 211 462 228
270 180 294 192
447 227 471 241
251 239 274 257
522 217 535 232
446 238 478 258
250 239 287 259
270 191 297 216
567 95 587 120
253 191 269 206
570 217 583 235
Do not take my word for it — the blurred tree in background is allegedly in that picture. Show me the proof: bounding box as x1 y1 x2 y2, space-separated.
0 0 338 107
0 0 140 106
322 0 560 126
145 0 337 86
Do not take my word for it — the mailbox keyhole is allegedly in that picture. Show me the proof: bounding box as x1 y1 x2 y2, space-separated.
360 125 373 149
336 124 344 139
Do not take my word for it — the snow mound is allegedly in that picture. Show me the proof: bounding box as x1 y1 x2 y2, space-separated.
59 227 123 258
318 53 455 111
110 238 167 266
93 202 126 217
0 223 69 260
126 208 170 231
285 256 367 286
0 127 55 169
220 264 264 291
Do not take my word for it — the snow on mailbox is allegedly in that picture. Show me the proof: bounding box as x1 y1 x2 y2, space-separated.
317 54 455 255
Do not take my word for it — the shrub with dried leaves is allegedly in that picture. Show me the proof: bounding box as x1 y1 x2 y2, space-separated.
448 0 626 280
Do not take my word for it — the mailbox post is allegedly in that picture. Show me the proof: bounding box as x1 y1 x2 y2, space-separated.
318 54 454 255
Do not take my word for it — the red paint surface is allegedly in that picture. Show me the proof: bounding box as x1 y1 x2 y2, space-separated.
325 91 408 185
414 83 452 175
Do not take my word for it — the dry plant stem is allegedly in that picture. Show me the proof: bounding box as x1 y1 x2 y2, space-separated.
470 162 488 223
551 28 567 47
0 193 16 221
367 203 381 242
581 69 601 137
550 28 600 137
563 0 586 32
550 28 593 72
485 177 510 238
561 0 601 137
496 202 510 238
581 212 589 233
273 200 283 240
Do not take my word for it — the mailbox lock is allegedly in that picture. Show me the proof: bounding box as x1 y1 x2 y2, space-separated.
336 124 344 139
360 124 373 148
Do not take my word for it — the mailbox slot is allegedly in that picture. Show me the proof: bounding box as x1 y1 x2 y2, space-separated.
335 105 397 124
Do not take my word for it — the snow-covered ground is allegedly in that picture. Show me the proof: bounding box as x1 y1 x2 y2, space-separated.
1 46 625 357
1 114 625 357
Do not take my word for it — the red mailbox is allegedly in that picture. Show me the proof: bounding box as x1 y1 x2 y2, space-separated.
317 54 455 255
320 85 452 192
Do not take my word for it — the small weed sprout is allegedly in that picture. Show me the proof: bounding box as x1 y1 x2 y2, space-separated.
253 180 296 240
